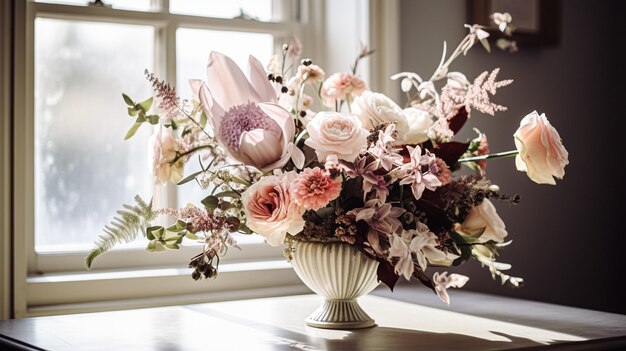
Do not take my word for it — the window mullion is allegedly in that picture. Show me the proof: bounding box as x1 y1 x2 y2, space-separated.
165 9 178 210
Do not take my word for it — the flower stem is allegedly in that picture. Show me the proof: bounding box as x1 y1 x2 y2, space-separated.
458 150 518 163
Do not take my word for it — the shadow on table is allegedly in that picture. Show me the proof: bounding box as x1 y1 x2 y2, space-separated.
185 305 563 351
318 327 547 351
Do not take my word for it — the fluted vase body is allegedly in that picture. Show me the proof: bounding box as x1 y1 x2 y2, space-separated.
291 241 380 329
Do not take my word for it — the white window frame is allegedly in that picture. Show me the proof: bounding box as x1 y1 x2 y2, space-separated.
9 0 400 318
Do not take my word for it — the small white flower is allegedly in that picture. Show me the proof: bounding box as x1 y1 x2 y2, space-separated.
433 272 469 304
409 222 448 270
492 12 513 33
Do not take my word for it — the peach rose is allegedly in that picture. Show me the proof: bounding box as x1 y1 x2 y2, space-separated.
514 111 569 185
304 112 369 162
149 126 183 184
320 73 367 107
241 171 304 246
458 199 507 243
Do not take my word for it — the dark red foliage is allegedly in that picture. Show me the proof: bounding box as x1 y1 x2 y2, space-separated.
432 141 470 166
376 260 400 291
448 106 469 135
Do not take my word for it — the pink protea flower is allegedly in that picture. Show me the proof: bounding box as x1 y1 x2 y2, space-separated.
320 72 367 107
190 52 304 173
291 167 342 211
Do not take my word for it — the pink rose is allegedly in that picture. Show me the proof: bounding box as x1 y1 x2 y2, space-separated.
320 73 367 107
241 171 305 246
304 112 369 162
149 126 183 184
514 111 569 185
458 199 507 243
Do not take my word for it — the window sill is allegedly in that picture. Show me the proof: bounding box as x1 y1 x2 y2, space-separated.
23 260 307 317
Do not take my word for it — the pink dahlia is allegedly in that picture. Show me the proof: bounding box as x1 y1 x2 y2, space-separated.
291 167 342 211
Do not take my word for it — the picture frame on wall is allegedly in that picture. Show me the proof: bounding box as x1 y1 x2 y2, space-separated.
469 0 561 46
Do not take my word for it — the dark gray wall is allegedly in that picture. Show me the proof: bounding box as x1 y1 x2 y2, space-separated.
400 0 625 314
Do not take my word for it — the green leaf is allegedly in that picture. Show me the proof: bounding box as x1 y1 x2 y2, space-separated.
177 169 206 185
164 243 180 250
137 96 153 113
230 176 251 186
201 195 219 209
214 191 240 198
147 240 165 252
127 107 139 116
166 220 187 232
185 232 199 240
460 226 487 240
146 226 165 240
124 123 142 140
238 224 253 235
146 226 164 240
200 111 208 129
122 93 134 106
452 244 471 266
147 115 160 125
136 114 146 124
169 119 178 130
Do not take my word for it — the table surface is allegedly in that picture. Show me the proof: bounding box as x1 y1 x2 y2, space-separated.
1 287 625 351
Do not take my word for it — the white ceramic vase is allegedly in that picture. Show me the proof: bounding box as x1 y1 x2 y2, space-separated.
291 241 380 329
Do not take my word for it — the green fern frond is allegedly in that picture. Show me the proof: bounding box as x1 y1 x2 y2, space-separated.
86 195 156 269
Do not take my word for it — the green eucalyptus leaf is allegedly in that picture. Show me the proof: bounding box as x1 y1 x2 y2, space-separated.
147 226 165 240
200 111 208 129
164 243 180 250
201 195 219 209
147 115 160 125
185 232 199 240
127 107 139 116
137 96 153 113
177 169 205 185
230 176 251 186
238 224 253 235
122 93 134 106
215 191 240 198
147 240 165 252
124 123 142 140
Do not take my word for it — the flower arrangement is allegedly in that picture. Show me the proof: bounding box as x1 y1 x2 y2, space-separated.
87 13 568 305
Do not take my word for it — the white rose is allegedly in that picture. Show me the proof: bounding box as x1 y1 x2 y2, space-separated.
241 171 305 246
403 107 434 144
304 112 369 162
458 199 507 243
352 91 409 142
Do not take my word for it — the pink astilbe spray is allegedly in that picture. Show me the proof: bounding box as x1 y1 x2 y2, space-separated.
145 70 180 120
465 68 513 115
291 167 342 211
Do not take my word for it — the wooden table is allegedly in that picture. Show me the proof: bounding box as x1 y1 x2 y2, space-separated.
1 287 625 350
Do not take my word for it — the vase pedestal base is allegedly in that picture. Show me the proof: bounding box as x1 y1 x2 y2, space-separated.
305 299 376 329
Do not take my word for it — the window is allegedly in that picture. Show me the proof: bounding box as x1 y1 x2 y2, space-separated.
13 0 311 318
11 0 396 318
